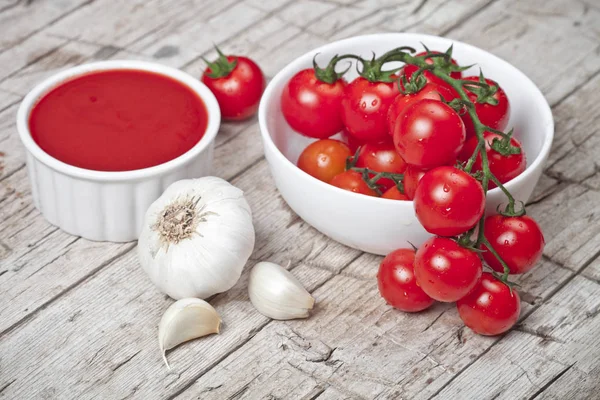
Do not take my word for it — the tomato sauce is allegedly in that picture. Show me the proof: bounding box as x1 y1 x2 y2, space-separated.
29 69 208 171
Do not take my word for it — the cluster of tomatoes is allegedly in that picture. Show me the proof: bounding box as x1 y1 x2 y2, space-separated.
282 46 545 336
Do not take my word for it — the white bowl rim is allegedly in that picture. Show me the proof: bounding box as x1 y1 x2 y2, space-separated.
258 32 555 206
17 60 221 182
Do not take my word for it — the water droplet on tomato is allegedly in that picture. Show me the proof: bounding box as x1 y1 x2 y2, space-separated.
443 184 450 192
361 102 367 109
371 99 378 107
504 240 510 245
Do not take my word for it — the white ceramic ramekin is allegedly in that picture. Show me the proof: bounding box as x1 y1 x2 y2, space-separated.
259 33 554 255
17 60 220 242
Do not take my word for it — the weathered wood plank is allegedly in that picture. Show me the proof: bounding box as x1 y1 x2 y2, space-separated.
432 276 600 400
0 89 19 111
448 0 600 106
128 1 268 68
0 33 65 82
545 72 600 187
0 0 90 54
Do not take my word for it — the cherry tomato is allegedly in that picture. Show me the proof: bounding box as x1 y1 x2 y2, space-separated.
340 128 365 154
382 186 409 200
202 52 265 120
330 170 378 196
393 99 465 169
457 272 520 335
341 77 399 143
414 237 482 302
356 141 407 191
387 82 456 136
378 248 435 312
403 165 428 200
461 76 510 139
297 139 351 183
459 132 526 189
281 69 346 138
413 166 485 236
481 215 545 275
403 51 462 89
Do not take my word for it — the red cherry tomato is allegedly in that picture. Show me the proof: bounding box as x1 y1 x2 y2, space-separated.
413 166 485 236
459 132 526 189
403 51 462 89
356 141 407 191
341 77 399 143
481 215 545 275
414 237 482 302
387 82 456 136
403 165 427 200
202 53 265 120
382 186 409 200
297 139 351 183
378 248 435 312
281 69 346 138
457 272 520 335
393 99 465 169
461 77 510 139
340 128 365 154
330 170 378 196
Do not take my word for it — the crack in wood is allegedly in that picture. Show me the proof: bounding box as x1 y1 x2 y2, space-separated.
422 308 447 332
0 379 16 395
512 325 565 344
111 350 141 373
527 363 576 400
25 237 80 278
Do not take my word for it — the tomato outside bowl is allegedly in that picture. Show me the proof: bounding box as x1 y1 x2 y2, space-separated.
258 33 554 256
17 60 221 242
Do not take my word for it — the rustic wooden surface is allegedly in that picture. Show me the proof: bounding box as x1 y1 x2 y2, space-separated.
1 0 599 399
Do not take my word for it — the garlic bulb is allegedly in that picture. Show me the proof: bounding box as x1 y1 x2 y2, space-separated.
138 177 255 300
158 298 221 369
248 261 315 320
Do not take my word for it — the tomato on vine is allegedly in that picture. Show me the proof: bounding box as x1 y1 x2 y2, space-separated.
461 76 510 139
281 56 348 138
202 47 265 120
297 139 351 183
382 186 408 200
403 50 462 89
330 170 378 196
413 166 485 236
341 77 399 143
378 248 435 312
414 237 482 302
459 132 526 188
457 272 520 335
386 81 456 136
393 99 465 169
481 215 545 275
356 141 407 191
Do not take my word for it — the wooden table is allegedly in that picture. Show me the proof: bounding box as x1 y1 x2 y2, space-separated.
1 0 600 399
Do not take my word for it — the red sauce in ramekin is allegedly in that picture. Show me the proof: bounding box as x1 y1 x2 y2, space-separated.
29 69 208 171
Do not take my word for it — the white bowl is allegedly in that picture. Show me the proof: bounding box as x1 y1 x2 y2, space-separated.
258 33 554 255
17 60 220 242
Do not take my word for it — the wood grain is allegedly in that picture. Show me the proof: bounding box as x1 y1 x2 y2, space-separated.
0 0 599 398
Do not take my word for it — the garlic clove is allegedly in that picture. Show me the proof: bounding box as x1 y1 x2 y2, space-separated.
248 262 315 320
158 298 221 369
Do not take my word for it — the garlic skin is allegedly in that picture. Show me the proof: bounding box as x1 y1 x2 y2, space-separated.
138 177 255 300
248 262 315 320
158 298 221 369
